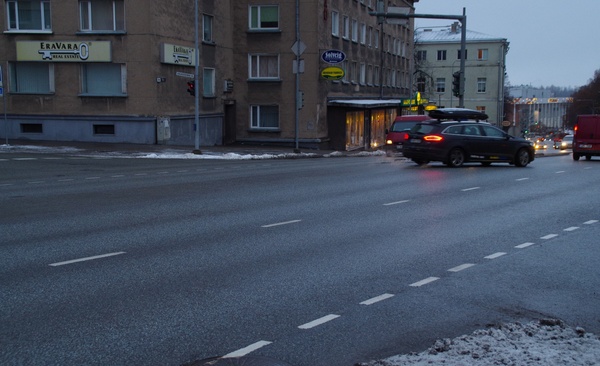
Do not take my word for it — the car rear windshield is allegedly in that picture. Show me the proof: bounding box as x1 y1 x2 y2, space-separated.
410 124 437 134
390 121 419 132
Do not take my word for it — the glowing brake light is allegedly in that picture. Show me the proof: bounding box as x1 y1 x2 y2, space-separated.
423 135 444 142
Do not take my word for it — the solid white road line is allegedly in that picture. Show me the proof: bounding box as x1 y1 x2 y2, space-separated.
461 187 480 192
360 293 394 305
383 200 410 206
409 277 439 287
540 234 558 240
484 252 506 259
222 340 272 358
261 220 302 228
448 263 475 273
564 226 579 232
49 252 126 267
515 242 535 249
298 314 340 329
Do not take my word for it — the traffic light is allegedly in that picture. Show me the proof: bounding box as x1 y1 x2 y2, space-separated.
187 81 195 96
452 71 461 97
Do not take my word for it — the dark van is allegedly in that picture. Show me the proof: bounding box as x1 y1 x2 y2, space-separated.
385 114 431 152
572 115 600 161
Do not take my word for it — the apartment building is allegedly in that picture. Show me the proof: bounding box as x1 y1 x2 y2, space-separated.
414 23 509 124
0 0 419 150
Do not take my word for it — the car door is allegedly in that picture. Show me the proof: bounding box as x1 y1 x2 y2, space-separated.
457 124 487 160
480 125 513 160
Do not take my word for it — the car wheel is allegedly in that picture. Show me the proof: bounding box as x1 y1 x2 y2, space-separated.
412 159 429 165
586 155 592 161
447 148 465 167
573 153 580 161
481 162 492 167
514 148 530 167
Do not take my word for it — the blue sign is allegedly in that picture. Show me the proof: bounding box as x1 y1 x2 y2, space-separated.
0 87 3 97
321 49 346 64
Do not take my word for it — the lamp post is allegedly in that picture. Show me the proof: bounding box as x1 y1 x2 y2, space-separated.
193 0 201 154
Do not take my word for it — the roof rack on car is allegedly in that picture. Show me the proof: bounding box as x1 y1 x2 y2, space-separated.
428 108 489 122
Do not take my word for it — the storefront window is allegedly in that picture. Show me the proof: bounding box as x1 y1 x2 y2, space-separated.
346 111 364 150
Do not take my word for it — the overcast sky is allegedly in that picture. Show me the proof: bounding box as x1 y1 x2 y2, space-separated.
412 0 599 88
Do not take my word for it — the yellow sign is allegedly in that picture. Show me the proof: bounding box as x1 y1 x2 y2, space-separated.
16 41 111 62
160 43 196 66
321 66 345 80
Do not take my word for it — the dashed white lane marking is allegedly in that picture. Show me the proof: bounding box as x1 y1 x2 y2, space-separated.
49 252 126 267
58 179 74 182
461 187 480 192
223 340 272 358
134 173 147 176
516 177 530 181
28 181 45 184
383 200 410 206
584 220 599 225
0 183 14 187
13 158 37 161
448 263 475 272
298 314 340 329
261 219 302 228
484 252 506 259
540 234 559 240
515 242 535 249
42 157 62 160
360 293 394 305
85 177 100 180
564 226 579 232
409 277 440 287
111 175 125 178
556 170 566 174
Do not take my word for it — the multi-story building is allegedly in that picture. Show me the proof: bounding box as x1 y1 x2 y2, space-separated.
0 0 421 150
414 23 509 124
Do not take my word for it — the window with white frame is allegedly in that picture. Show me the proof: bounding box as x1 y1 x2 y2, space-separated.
8 62 54 93
341 60 348 82
351 19 358 42
249 5 278 30
203 14 213 43
359 63 366 84
477 48 489 60
374 66 379 86
351 61 357 83
342 16 349 39
367 26 372 47
250 105 279 129
437 50 447 61
477 77 487 93
367 64 373 85
331 11 339 36
249 54 279 79
416 50 426 61
374 29 379 48
6 0 51 31
81 63 126 96
203 68 215 97
79 0 125 32
360 23 366 44
436 78 445 93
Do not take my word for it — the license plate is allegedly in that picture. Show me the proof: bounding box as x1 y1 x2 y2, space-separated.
580 144 592 148
409 139 421 143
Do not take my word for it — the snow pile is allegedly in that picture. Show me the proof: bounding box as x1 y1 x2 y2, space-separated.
358 319 600 366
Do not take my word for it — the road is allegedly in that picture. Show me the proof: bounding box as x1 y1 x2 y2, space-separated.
1 150 599 366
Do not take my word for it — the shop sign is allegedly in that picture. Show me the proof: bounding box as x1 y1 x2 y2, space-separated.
321 66 345 80
16 41 111 62
321 49 345 64
160 43 196 66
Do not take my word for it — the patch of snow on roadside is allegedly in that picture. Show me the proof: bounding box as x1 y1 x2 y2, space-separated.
357 319 600 366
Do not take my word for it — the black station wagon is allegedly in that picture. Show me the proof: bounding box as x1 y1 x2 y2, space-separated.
402 108 535 167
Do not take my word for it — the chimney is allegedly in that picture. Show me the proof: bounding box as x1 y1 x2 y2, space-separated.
450 22 460 33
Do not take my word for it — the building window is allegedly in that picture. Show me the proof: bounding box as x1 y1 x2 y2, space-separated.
367 64 373 85
8 62 54 94
477 77 487 93
437 50 447 61
249 5 278 30
360 23 366 44
374 66 380 86
250 105 279 129
21 123 43 133
374 29 379 48
367 26 373 47
93 124 115 135
341 60 348 82
81 63 126 96
436 78 445 93
248 54 279 79
359 63 366 85
203 68 215 97
457 49 468 60
79 0 125 32
342 16 349 39
477 49 489 61
331 11 339 36
351 61 357 83
351 19 358 42
6 0 51 31
203 14 213 42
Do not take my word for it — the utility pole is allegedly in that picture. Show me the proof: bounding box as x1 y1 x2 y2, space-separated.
193 0 201 154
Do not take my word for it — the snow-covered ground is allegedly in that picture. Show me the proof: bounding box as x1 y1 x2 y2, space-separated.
4 144 598 366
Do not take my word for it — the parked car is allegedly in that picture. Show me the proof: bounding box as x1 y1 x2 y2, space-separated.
402 108 535 167
573 115 600 161
556 134 573 150
385 115 432 152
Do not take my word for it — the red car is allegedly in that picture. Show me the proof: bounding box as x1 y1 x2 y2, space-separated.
385 115 431 152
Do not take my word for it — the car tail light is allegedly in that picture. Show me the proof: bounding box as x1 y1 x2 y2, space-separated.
423 135 444 142
403 132 410 140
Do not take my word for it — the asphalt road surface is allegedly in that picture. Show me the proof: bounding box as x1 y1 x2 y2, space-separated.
1 151 599 366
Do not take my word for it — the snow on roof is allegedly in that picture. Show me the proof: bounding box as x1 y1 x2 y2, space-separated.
328 99 402 108
415 26 507 43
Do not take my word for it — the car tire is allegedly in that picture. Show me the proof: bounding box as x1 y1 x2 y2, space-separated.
573 153 580 161
481 162 492 167
447 148 465 167
586 155 592 161
514 148 531 167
